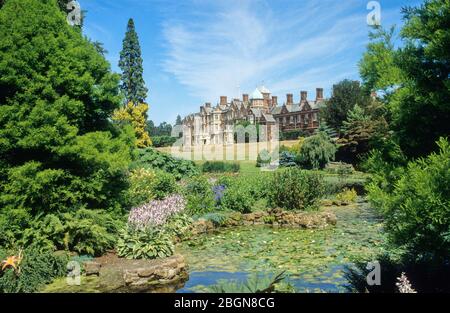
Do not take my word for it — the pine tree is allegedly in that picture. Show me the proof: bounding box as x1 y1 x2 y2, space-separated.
119 18 148 105
175 115 182 126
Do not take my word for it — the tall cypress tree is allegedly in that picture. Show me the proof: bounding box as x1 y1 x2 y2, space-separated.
119 18 148 105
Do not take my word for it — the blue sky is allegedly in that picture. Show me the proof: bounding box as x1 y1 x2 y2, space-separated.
79 0 421 124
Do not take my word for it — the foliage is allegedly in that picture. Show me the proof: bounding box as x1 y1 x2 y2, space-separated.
268 168 325 211
0 246 68 293
279 151 297 167
206 272 289 293
146 121 173 137
391 1 450 158
132 148 199 180
337 101 389 163
0 0 134 219
335 188 358 205
164 213 193 239
287 137 306 156
359 1 450 158
220 186 253 214
12 209 122 256
184 176 216 215
320 80 371 130
367 138 450 261
116 227 174 260
151 135 177 148
359 26 403 95
202 161 240 173
127 194 186 230
297 132 336 170
127 168 157 207
118 18 148 105
280 129 310 141
113 102 152 148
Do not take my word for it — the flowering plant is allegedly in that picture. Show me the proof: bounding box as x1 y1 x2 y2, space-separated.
128 194 186 230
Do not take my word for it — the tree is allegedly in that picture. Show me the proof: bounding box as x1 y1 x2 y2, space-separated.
388 0 450 158
298 132 337 170
113 102 152 148
338 101 389 162
359 26 403 96
0 0 134 217
320 80 371 131
175 115 182 126
118 18 148 105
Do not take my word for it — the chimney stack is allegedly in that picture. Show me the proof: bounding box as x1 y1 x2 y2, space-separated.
243 94 249 102
286 94 293 105
272 96 278 107
220 96 227 106
301 91 308 102
316 88 324 100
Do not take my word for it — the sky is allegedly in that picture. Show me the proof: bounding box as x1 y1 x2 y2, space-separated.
79 0 422 125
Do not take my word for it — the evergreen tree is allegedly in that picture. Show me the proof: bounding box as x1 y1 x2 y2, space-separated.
119 18 148 105
175 115 182 126
0 0 134 216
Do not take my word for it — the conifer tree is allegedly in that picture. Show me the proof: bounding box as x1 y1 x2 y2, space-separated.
119 18 148 105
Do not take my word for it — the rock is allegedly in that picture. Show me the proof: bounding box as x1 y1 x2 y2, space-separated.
123 254 187 287
83 261 101 276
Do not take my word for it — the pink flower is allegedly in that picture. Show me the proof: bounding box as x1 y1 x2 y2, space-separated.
128 194 186 230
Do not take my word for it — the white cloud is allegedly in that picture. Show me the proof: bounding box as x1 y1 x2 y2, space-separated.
162 0 370 104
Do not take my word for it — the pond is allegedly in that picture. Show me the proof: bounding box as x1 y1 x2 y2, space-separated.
176 200 386 293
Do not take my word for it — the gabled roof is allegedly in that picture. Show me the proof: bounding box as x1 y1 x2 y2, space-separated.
262 113 276 123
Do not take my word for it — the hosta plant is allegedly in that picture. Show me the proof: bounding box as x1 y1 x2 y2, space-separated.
116 228 174 260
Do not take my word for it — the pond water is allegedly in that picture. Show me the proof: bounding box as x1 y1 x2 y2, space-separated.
176 200 386 293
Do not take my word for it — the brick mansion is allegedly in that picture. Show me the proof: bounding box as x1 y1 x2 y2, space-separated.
182 86 325 146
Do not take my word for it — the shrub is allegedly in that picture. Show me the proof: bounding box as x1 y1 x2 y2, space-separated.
297 132 337 169
280 129 310 141
151 136 177 148
221 186 253 214
335 188 358 205
151 171 178 200
128 194 186 230
202 161 240 173
164 214 193 238
19 209 123 256
116 228 174 260
268 168 325 211
184 176 216 215
279 152 297 167
127 168 157 207
0 246 68 293
367 137 450 261
132 147 199 180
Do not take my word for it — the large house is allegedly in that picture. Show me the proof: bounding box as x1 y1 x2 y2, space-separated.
182 86 325 146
